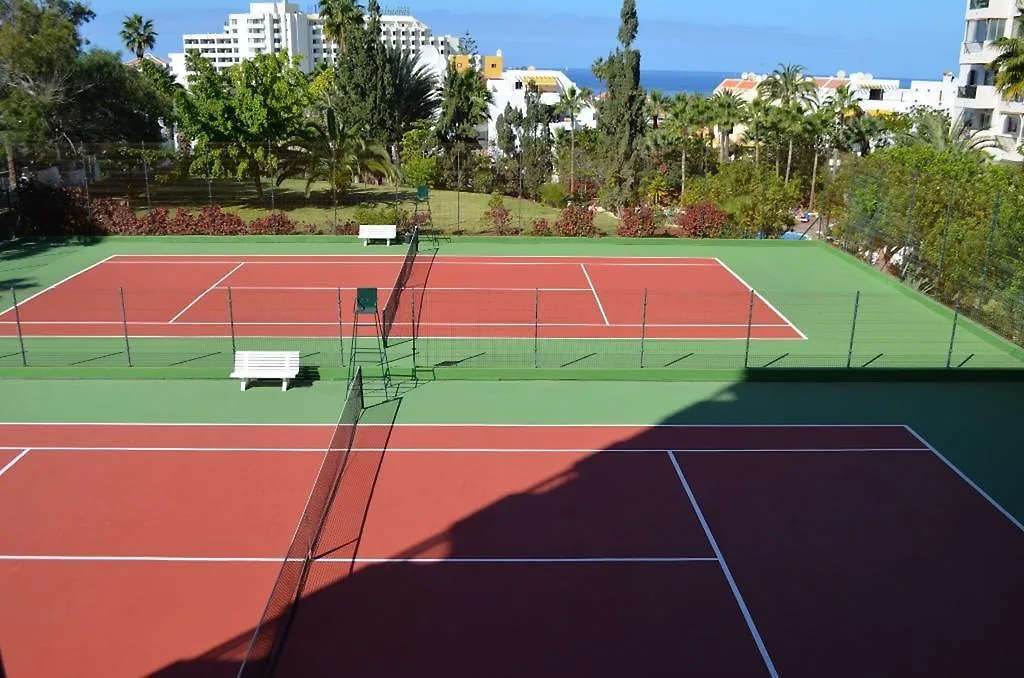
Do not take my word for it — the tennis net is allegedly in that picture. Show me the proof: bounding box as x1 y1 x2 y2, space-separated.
236 366 365 677
381 228 419 345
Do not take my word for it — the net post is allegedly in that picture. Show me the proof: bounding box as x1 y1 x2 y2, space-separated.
639 288 648 368
119 287 132 368
846 290 860 369
10 287 26 367
227 286 237 355
533 288 539 369
410 286 417 371
743 288 755 369
947 302 960 369
337 287 344 367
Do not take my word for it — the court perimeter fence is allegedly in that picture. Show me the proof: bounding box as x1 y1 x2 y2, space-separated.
1 284 1022 373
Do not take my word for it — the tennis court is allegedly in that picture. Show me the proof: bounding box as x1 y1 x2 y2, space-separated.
2 410 1022 677
0 250 804 341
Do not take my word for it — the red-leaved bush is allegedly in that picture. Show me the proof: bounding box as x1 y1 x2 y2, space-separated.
569 178 599 204
531 218 551 236
616 204 659 238
247 212 301 235
555 204 598 237
675 201 729 239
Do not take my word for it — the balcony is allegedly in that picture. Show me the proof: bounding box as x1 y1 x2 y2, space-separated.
957 84 999 108
961 41 1000 63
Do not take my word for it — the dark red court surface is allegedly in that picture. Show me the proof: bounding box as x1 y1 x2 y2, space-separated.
1 423 1022 677
0 255 804 340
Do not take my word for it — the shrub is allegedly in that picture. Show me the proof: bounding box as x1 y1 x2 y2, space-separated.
531 218 552 236
92 198 144 235
248 212 299 235
555 204 598 237
539 182 568 208
617 204 659 238
482 192 519 235
675 201 729 239
569 177 599 203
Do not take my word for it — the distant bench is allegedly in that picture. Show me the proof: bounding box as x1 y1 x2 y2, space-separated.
230 350 300 391
358 224 397 246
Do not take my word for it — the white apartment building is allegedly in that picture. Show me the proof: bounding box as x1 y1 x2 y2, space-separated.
955 0 1024 162
168 2 459 84
485 64 597 147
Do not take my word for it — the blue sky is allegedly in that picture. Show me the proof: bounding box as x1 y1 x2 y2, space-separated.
82 0 965 78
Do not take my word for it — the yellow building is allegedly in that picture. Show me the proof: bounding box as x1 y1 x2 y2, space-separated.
450 53 504 80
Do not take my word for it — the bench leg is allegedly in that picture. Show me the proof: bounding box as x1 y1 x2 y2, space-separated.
281 378 289 392
240 379 248 392
363 239 368 247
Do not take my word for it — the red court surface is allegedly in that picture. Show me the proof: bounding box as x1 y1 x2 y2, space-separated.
0 254 806 340
2 423 1023 677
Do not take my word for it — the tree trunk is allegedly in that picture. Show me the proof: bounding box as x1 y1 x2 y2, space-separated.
681 136 687 198
809 150 819 211
784 138 794 185
251 166 264 202
569 120 575 195
3 135 15 186
753 122 759 169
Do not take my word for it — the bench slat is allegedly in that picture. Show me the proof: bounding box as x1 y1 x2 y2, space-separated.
231 351 301 391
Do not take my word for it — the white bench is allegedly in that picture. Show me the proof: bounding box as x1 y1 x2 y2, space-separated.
358 224 397 246
230 350 301 391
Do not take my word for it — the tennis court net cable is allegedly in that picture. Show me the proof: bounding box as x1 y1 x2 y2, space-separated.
236 366 365 678
381 227 419 345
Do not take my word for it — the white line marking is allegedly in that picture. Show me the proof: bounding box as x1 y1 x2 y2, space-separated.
580 263 611 326
0 449 30 477
0 255 115 318
0 446 929 454
903 425 1024 534
712 257 808 341
0 422 911 429
169 263 245 323
667 451 779 677
0 554 718 564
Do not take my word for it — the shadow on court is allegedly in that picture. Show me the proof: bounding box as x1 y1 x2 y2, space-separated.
140 377 1024 678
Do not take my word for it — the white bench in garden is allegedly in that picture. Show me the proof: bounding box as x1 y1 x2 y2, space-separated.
358 224 397 246
230 350 301 391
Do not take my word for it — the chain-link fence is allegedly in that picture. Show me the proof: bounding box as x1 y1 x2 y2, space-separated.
1 284 1020 371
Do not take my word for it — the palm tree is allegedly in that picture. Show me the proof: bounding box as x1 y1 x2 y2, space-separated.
318 0 364 56
711 90 746 163
120 14 157 59
434 62 493 180
384 44 439 155
845 113 883 157
990 32 1024 101
896 108 999 156
666 93 697 196
776 101 806 184
758 64 816 180
647 89 670 130
743 96 772 169
556 85 592 192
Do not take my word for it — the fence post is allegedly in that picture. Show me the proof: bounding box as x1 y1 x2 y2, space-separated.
10 287 26 367
227 286 236 355
846 291 861 369
937 183 955 293
533 288 539 369
119 287 132 367
142 142 152 210
639 289 648 369
743 289 755 369
946 302 961 368
976 194 1000 317
337 288 344 367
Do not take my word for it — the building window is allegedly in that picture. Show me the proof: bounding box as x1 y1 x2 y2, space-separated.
1005 116 1020 136
968 0 989 8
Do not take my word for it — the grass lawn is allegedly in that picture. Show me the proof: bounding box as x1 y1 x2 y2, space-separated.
91 174 621 234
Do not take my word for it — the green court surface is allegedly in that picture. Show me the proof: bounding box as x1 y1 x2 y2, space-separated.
0 236 1021 377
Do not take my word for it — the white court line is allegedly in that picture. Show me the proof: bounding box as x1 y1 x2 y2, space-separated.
0 449 30 477
713 257 808 341
0 422 913 428
903 425 1024 535
0 446 937 456
217 286 593 292
580 263 610 325
9 556 721 565
168 263 245 323
0 255 115 318
667 451 779 677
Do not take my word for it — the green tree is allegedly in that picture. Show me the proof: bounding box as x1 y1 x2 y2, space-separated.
520 83 555 198
758 63 816 180
990 23 1024 101
119 14 156 59
457 31 478 57
433 60 491 183
593 0 646 209
743 96 772 169
318 0 363 56
175 51 310 200
556 85 591 192
895 107 998 157
646 88 669 130
666 93 697 195
399 119 440 187
333 0 394 143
